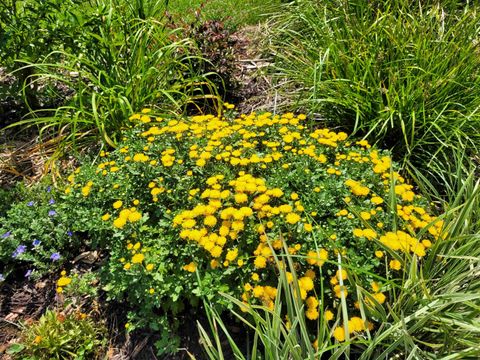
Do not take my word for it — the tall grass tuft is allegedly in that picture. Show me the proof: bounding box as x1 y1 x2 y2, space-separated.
267 0 480 185
7 0 218 156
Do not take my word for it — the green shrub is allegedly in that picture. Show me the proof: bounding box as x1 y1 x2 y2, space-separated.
57 109 446 353
267 0 480 185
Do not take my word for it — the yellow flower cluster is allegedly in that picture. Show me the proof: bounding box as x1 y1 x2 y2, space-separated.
56 270 71 293
109 201 142 229
379 230 430 257
65 110 445 343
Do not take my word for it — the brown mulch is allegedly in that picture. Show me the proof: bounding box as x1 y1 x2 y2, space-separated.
0 278 57 358
231 24 276 114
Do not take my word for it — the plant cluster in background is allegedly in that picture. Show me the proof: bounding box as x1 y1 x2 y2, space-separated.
177 15 238 103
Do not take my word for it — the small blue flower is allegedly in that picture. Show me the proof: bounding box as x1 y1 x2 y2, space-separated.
25 269 33 278
50 252 61 261
27 201 34 207
12 245 27 258
2 231 11 238
0 274 4 282
46 186 51 193
49 199 55 205
67 231 73 237
32 239 41 247
48 210 57 216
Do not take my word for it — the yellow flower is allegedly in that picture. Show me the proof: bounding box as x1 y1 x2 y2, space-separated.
285 212 301 224
113 200 123 209
144 263 155 272
306 307 319 320
333 326 345 342
336 269 348 280
348 317 365 333
324 310 334 321
123 263 131 270
373 292 386 304
132 253 145 264
306 296 319 309
371 196 384 205
210 246 223 258
128 211 142 223
299 276 314 291
149 288 155 294
113 217 127 229
371 281 381 293
57 276 72 287
33 335 42 344
254 256 267 269
81 186 91 197
234 193 248 203
304 223 313 232
226 248 238 262
252 286 264 298
353 228 364 237
204 215 217 227
306 249 328 266
360 211 371 220
389 259 402 270
375 250 384 258
102 213 111 221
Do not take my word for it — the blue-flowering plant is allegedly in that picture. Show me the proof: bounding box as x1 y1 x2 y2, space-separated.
0 185 77 282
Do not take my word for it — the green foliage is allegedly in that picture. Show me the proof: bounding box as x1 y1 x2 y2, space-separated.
4 0 218 156
165 0 281 30
0 0 87 110
0 185 78 280
267 0 480 185
11 309 107 360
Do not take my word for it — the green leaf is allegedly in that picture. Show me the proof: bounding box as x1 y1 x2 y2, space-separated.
6 343 26 354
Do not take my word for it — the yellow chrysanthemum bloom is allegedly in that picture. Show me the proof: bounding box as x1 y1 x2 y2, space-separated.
132 253 145 264
113 200 123 209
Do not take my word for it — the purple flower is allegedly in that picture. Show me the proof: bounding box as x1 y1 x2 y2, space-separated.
25 269 33 278
50 252 61 261
0 274 4 282
67 231 73 237
48 210 57 216
49 199 55 205
27 201 34 207
46 186 51 193
32 239 41 247
2 231 11 238
12 245 27 258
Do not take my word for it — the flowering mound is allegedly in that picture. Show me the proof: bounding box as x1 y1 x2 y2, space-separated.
63 110 444 341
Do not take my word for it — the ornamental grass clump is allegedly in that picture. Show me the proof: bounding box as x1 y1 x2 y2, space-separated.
267 0 480 187
61 108 446 345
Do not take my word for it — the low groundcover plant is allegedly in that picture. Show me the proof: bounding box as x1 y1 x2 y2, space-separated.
58 107 447 349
